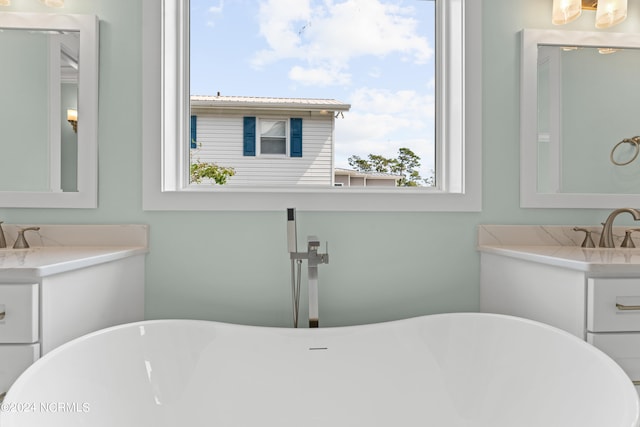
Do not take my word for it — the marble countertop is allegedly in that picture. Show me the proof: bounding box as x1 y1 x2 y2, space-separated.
0 246 148 279
478 244 640 272
478 225 640 273
0 224 149 279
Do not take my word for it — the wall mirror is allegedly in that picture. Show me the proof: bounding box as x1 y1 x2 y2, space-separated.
0 12 98 208
521 29 640 208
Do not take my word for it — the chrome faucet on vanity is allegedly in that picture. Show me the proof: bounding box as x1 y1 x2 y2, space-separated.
599 208 640 248
0 222 41 249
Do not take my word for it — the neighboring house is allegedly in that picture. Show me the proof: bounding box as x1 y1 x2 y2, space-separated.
333 168 401 187
190 95 351 186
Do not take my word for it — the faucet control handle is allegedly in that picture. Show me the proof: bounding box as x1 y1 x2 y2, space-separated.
621 228 640 248
573 227 596 248
319 242 329 264
13 227 40 249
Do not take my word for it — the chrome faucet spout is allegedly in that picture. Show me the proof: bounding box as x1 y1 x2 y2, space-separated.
600 208 640 248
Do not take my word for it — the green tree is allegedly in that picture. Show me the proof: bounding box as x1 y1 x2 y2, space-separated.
190 140 236 185
348 147 424 187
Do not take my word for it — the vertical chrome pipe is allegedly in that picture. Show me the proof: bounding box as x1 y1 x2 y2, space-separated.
287 208 301 328
308 260 319 328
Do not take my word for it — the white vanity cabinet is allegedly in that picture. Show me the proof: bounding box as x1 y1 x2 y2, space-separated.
586 277 640 389
0 283 39 396
479 229 640 394
0 225 148 398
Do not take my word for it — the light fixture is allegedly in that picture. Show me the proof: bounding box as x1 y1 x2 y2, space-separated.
596 0 628 28
40 0 64 7
552 0 628 28
552 0 582 24
0 0 64 6
67 109 77 133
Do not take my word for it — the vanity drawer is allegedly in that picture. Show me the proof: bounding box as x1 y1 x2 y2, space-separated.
588 332 640 386
0 284 39 343
587 278 640 332
0 343 39 396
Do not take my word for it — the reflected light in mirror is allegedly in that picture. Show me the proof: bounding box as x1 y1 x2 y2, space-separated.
67 109 77 133
552 0 582 25
0 1 9 6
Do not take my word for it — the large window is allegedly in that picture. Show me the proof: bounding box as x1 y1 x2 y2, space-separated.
142 0 482 211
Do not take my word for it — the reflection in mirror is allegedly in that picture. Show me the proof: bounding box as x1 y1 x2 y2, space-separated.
537 45 640 194
521 29 640 208
0 12 98 208
0 28 78 193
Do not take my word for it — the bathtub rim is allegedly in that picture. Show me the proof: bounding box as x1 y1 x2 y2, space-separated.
4 311 640 427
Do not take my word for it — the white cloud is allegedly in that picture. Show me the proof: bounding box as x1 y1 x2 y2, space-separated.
208 0 224 14
334 87 435 173
288 65 351 86
252 0 312 64
251 0 433 86
205 0 225 27
306 0 432 64
349 87 434 120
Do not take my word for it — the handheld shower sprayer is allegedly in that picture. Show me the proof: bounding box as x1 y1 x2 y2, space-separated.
287 208 302 328
287 208 297 254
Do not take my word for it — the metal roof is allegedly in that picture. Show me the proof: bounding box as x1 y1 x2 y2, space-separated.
190 95 351 112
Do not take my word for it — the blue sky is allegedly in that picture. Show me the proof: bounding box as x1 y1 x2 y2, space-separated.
190 0 435 180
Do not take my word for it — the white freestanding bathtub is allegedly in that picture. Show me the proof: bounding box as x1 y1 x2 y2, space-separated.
1 313 638 427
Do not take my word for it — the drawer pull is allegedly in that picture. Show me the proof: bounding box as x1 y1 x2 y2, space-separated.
0 311 4 320
616 303 640 311
633 380 640 386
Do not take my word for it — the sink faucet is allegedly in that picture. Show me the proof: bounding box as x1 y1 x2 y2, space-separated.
599 208 640 248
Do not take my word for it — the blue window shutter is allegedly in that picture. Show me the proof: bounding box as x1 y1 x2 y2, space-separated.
190 115 197 149
243 117 256 156
290 118 302 158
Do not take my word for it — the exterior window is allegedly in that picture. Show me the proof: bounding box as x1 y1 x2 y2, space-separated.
260 120 286 155
141 0 482 211
241 117 303 158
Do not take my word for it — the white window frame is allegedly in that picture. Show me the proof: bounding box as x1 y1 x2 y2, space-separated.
258 118 288 157
142 0 482 211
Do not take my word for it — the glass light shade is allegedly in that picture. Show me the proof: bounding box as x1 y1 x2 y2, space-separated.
552 0 582 25
41 0 64 7
595 0 628 28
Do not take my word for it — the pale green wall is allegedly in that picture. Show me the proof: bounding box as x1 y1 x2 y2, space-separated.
0 30 49 191
2 0 639 327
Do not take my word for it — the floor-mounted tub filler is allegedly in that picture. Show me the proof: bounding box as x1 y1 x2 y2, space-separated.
287 208 329 328
1 313 638 427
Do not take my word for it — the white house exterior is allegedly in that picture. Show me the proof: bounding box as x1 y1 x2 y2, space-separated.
190 95 351 187
334 168 401 187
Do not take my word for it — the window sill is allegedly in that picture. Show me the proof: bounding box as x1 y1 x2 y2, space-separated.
142 185 481 212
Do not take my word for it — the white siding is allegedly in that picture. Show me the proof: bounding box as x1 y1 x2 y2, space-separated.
191 110 333 186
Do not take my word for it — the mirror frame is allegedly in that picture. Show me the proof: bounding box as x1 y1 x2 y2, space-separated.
0 12 98 208
521 29 640 209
